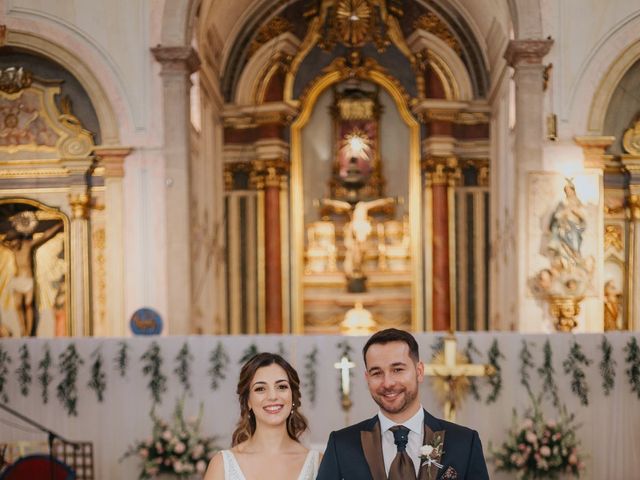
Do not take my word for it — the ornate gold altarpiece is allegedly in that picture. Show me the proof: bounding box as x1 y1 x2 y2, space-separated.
0 67 103 337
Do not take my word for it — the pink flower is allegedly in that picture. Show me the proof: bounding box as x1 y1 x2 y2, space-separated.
196 460 207 473
569 453 578 465
539 446 551 457
139 448 148 458
525 431 537 444
174 460 184 473
174 442 186 454
192 444 205 458
162 430 173 441
521 418 534 430
546 420 556 428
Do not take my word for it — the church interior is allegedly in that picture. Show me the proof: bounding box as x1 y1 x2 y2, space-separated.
1 0 640 478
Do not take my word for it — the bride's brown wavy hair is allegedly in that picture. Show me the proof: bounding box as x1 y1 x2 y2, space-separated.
231 352 309 446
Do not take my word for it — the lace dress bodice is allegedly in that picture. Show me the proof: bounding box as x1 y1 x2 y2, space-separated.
220 449 320 480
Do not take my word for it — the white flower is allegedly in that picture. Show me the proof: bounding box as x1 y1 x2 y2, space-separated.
420 444 434 457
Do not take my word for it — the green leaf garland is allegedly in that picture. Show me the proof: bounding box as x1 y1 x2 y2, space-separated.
114 341 130 378
239 344 259 364
485 339 504 404
174 342 193 394
562 340 592 406
303 346 319 405
519 340 534 398
624 336 640 399
599 336 616 396
38 345 53 404
88 347 107 402
537 339 560 408
0 344 12 403
141 341 167 405
56 343 84 416
16 343 32 397
208 342 229 391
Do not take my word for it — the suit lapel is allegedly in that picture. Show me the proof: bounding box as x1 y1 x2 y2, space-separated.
418 411 446 480
360 417 387 480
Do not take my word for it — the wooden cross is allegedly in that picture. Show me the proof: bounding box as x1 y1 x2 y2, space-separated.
334 356 355 424
423 334 494 422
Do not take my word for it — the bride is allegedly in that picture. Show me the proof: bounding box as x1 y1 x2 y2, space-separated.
204 352 321 480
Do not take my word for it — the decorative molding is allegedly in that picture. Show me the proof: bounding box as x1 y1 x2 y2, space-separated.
604 224 624 251
574 136 615 170
0 67 32 93
413 13 461 54
249 16 293 56
623 119 640 155
93 147 132 178
504 39 554 67
629 194 640 221
68 193 91 220
151 46 200 74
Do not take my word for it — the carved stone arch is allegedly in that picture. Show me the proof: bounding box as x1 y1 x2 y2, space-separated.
506 0 543 39
160 0 201 46
407 30 474 101
234 32 301 106
4 29 124 145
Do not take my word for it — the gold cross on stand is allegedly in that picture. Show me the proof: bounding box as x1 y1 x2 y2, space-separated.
334 355 355 425
423 334 494 422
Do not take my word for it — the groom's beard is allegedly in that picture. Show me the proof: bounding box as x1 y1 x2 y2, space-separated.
371 383 418 415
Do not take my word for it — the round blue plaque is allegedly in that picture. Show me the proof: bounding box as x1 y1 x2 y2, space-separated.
130 308 163 335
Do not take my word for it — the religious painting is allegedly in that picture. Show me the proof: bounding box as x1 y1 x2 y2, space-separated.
0 199 69 337
527 173 601 298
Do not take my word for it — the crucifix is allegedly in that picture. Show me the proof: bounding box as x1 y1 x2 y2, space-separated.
423 333 495 422
334 355 355 425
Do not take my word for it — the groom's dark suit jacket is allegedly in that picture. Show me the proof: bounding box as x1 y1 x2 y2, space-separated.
316 410 489 480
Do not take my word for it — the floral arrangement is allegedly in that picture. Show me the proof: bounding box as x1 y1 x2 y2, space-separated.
124 397 219 479
492 396 585 479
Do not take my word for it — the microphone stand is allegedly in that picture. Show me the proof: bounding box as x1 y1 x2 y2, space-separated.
0 402 78 480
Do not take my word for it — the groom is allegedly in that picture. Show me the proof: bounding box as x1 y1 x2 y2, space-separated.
317 328 489 480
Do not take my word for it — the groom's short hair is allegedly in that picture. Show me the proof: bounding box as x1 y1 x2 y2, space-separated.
362 328 420 366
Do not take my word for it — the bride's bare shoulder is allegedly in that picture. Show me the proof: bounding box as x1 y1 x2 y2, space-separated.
203 451 225 480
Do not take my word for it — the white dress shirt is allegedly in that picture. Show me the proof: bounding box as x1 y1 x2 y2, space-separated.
378 407 424 476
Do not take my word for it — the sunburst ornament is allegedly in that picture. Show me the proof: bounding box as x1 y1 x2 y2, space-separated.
340 129 372 162
336 0 371 46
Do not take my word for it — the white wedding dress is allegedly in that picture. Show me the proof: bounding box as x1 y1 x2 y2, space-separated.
220 449 320 480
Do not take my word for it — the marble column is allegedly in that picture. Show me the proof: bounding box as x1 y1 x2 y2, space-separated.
94 147 132 336
62 156 93 336
621 157 640 331
151 46 200 334
504 39 553 330
424 156 460 331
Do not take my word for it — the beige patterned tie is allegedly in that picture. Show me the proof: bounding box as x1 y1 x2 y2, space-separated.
388 425 417 480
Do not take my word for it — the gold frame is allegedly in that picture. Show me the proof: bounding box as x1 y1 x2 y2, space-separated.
0 197 72 336
289 67 423 333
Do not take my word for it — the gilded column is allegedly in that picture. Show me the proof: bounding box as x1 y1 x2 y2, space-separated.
62 156 93 336
424 156 459 331
151 46 200 334
621 127 640 331
575 136 614 331
94 147 132 336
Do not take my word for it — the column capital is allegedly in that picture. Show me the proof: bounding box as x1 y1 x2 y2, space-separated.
628 194 640 221
251 159 289 190
504 39 554 67
422 156 460 186
93 146 133 178
574 136 615 170
68 192 91 219
151 45 200 74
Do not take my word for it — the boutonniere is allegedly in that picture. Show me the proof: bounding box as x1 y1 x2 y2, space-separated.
420 432 444 475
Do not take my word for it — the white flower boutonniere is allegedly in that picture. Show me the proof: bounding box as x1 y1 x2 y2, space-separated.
420 433 445 476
